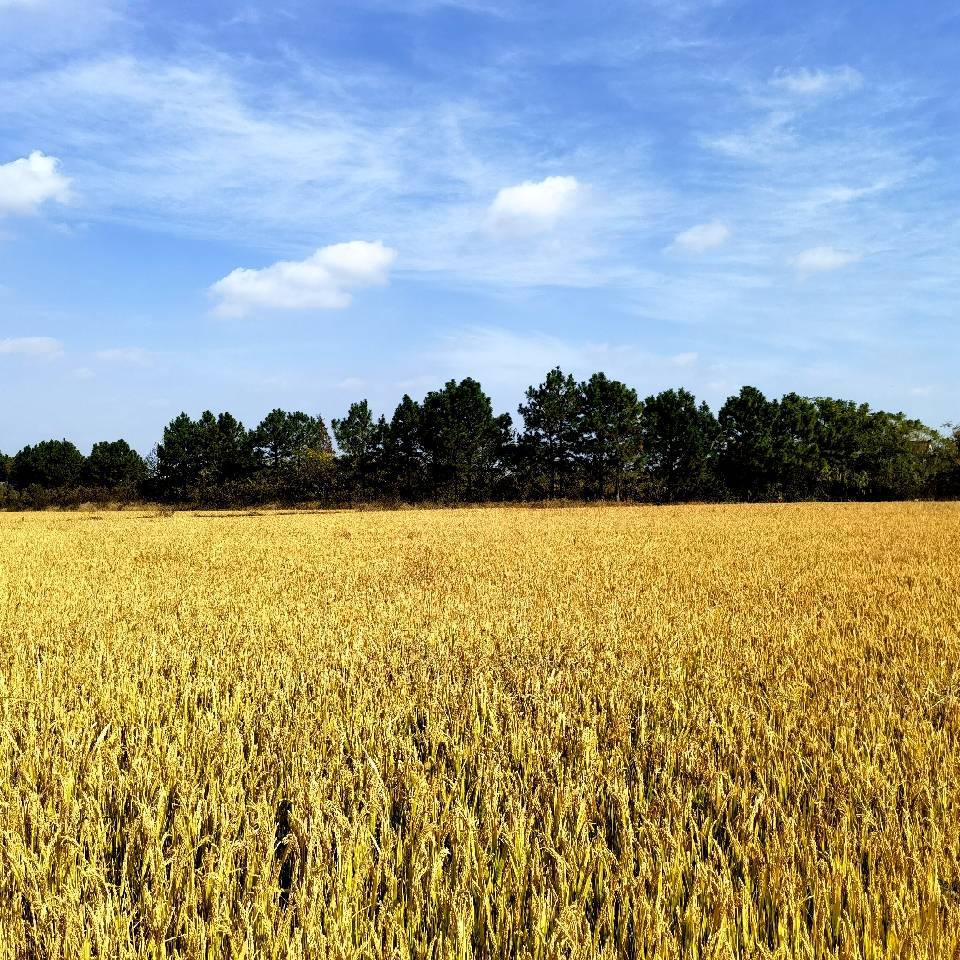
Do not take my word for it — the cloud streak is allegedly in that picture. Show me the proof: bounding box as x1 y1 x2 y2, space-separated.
771 66 864 97
0 336 64 357
669 220 730 252
792 247 861 274
96 347 154 364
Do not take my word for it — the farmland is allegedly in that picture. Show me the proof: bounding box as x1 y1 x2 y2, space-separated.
0 503 958 958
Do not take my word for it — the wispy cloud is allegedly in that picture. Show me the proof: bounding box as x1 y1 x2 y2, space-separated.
807 181 893 206
428 327 704 399
210 241 397 317
96 346 154 364
703 111 796 162
0 55 410 240
771 66 864 97
358 0 511 14
0 0 123 61
0 49 664 290
792 246 861 274
1 2 957 428
0 335 63 357
669 220 730 252
0 0 956 448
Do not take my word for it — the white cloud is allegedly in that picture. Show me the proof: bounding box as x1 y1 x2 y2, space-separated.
487 176 582 236
772 66 864 97
0 56 415 242
210 241 397 318
792 246 862 274
0 151 72 216
73 366 95 379
809 181 891 205
669 220 730 252
672 352 698 366
96 346 153 364
0 53 654 291
0 335 63 357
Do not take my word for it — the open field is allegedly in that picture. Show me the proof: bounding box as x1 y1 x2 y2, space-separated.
0 504 958 958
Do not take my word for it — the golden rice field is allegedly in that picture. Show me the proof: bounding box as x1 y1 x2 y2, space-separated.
0 503 958 959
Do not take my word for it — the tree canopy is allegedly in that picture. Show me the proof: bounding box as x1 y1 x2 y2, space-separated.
0 372 955 508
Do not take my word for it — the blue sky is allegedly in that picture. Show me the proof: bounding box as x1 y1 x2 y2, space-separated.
1 0 958 452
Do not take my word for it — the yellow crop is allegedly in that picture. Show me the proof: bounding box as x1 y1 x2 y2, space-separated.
0 503 957 958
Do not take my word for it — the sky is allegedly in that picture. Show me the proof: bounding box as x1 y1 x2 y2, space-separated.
1 0 958 453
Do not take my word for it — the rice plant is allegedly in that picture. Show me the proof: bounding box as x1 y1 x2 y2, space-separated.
0 503 957 958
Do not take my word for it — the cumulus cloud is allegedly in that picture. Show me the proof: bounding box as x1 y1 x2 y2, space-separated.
0 336 63 357
96 347 153 364
792 246 861 274
0 151 72 216
772 66 864 97
487 176 582 236
210 241 397 318
669 220 730 253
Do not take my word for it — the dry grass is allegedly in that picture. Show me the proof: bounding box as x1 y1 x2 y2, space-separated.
0 503 958 958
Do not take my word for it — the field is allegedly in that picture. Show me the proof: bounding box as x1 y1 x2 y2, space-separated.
0 504 958 959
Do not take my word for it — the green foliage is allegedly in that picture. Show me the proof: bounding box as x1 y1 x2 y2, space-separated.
85 439 147 489
946 426 960 495
862 412 939 499
641 388 719 502
811 398 877 498
718 386 778 499
10 439 86 490
518 367 581 499
253 409 333 470
577 372 644 501
383 395 425 502
770 393 823 498
2 376 955 509
419 378 513 501
154 411 256 500
332 401 386 500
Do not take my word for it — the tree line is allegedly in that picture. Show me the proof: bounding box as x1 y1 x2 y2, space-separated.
2 371 958 509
